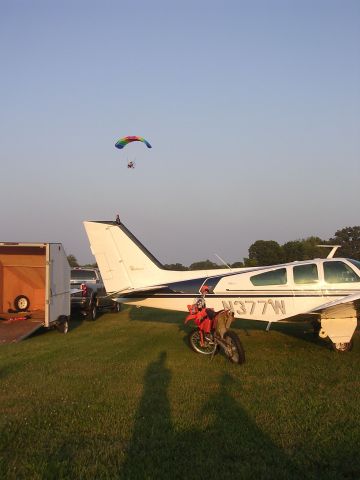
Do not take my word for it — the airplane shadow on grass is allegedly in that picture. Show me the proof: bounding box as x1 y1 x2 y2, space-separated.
128 305 185 325
119 351 305 480
127 306 335 351
128 305 192 335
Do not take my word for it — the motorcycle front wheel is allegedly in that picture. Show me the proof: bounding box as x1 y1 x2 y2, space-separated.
189 329 218 355
223 331 245 364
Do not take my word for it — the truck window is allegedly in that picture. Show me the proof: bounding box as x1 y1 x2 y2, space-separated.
293 264 318 284
71 269 97 281
250 268 287 286
324 261 360 284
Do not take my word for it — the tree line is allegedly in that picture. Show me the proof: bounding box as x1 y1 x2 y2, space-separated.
68 226 360 269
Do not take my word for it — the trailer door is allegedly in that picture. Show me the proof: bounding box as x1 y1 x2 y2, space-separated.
46 244 71 326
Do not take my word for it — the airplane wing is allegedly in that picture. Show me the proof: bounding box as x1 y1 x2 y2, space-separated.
308 292 360 318
305 292 360 345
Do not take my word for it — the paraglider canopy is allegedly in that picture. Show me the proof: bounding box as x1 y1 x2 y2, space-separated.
115 136 152 149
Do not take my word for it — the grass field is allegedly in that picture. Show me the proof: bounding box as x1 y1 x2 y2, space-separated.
1 306 359 480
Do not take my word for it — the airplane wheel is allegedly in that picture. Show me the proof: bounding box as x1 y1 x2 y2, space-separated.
332 340 353 353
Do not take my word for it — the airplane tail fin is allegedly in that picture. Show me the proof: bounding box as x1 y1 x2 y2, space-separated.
83 221 166 294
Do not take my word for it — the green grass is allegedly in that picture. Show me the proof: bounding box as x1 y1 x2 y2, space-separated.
0 307 359 479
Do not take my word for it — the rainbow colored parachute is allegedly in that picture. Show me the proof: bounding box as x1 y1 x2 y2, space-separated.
115 136 152 149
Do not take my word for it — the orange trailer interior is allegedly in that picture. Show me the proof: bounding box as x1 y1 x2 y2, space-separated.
0 245 46 316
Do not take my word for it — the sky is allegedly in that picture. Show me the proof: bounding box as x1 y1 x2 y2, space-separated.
0 0 359 266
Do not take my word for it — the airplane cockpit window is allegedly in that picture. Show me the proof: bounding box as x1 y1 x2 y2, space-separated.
250 268 287 286
293 264 319 284
324 261 360 284
348 259 360 271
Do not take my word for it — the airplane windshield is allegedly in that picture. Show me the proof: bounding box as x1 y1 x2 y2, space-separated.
324 261 360 283
348 259 360 272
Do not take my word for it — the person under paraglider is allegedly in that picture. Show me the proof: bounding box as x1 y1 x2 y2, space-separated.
114 135 151 169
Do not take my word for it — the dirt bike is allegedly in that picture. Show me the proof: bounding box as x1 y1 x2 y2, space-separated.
185 298 245 365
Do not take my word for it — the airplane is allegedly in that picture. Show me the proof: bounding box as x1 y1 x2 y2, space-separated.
83 220 360 354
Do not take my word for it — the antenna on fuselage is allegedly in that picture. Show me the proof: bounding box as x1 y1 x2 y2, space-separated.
317 245 341 259
214 253 232 270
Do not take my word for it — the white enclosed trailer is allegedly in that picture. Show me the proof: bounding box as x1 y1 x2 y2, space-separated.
0 242 71 343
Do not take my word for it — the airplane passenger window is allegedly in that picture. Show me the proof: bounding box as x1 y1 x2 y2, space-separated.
324 261 360 283
250 268 287 286
293 264 318 284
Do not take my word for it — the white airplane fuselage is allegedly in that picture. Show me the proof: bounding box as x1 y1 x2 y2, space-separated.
115 261 358 320
84 221 360 349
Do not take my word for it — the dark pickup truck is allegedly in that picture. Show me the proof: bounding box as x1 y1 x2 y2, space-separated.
70 267 121 320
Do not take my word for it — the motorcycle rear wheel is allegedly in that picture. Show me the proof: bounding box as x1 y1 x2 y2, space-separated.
189 329 217 355
223 331 245 364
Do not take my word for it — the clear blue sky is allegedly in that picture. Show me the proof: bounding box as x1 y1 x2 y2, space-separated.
1 0 359 265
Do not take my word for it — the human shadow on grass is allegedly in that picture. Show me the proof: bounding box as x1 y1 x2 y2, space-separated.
120 352 305 480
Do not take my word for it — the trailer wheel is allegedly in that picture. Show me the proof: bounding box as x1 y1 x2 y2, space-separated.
14 295 30 311
56 316 69 334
